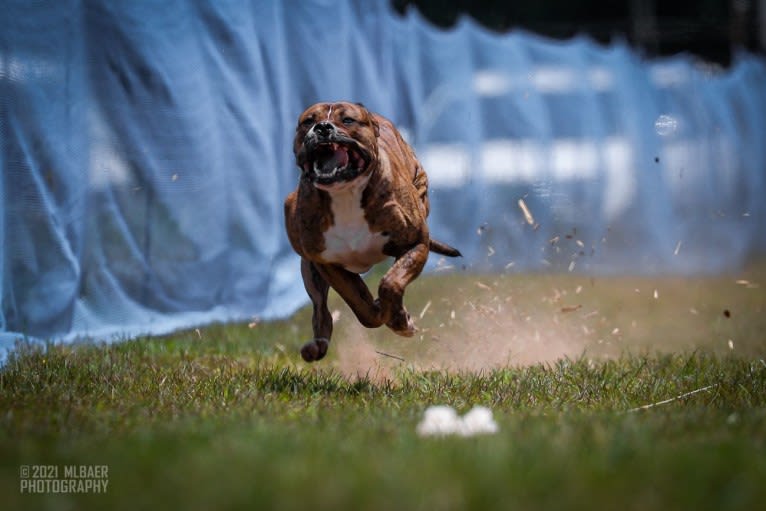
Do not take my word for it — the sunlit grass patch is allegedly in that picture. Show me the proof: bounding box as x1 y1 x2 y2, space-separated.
1 265 765 510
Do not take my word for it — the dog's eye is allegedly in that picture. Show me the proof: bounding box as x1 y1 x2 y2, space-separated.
342 117 356 126
300 118 314 128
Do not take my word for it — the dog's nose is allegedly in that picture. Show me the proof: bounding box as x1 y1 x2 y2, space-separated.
313 122 333 136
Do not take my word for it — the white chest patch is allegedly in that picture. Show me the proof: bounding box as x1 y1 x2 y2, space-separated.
319 177 389 273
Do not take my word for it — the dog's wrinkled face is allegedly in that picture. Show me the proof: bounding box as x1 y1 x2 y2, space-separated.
294 102 380 189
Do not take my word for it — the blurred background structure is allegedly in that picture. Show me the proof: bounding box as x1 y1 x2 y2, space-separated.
394 0 766 65
1 0 765 356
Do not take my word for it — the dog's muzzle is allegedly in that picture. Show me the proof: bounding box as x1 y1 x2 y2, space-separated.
300 123 371 186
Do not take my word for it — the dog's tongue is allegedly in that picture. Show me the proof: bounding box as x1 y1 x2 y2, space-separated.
317 146 349 174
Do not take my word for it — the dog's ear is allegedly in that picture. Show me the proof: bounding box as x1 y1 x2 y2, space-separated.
356 102 380 138
370 116 380 138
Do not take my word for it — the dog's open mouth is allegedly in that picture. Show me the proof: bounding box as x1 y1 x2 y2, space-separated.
304 142 368 185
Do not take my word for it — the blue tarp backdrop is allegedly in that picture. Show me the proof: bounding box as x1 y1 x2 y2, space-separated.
1 0 765 358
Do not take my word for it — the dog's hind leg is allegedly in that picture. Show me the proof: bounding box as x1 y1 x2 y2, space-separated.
299 259 333 362
378 242 428 337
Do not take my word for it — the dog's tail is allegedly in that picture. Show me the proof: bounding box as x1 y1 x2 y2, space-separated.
429 238 462 258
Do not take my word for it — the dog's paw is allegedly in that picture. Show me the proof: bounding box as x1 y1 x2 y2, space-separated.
387 311 417 337
300 338 329 362
393 325 417 337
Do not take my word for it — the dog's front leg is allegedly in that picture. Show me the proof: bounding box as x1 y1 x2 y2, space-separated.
316 263 385 329
378 242 428 337
300 259 332 362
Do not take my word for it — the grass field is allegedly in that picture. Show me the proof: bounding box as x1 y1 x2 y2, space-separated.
1 264 765 510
